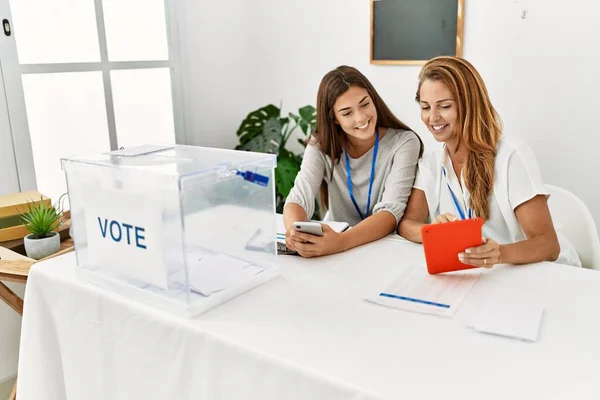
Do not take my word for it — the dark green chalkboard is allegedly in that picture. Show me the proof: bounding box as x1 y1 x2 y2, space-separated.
370 0 464 65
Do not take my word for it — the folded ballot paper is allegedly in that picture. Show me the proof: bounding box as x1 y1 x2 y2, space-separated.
467 297 545 342
187 254 264 296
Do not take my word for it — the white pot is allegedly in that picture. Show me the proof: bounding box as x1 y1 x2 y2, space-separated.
24 232 60 260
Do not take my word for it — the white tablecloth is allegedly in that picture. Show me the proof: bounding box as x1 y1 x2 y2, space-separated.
17 237 600 400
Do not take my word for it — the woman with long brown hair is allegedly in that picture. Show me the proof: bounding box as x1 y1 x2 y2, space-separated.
398 56 580 267
284 65 422 258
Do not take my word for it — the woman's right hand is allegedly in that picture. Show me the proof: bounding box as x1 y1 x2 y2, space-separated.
286 224 345 258
285 227 302 252
432 213 459 224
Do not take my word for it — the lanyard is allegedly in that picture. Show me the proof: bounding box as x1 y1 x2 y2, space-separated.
345 129 379 220
441 166 472 220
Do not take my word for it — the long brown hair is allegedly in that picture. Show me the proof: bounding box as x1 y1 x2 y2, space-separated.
313 65 419 209
416 56 502 220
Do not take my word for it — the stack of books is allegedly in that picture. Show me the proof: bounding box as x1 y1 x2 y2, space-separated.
0 191 51 242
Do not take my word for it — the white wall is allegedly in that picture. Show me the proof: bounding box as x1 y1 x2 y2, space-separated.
176 0 600 228
175 0 253 149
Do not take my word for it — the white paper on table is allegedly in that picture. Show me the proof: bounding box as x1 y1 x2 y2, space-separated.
467 297 545 342
187 254 264 296
365 264 479 317
319 220 350 233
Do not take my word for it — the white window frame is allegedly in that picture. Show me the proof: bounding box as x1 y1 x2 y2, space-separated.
10 0 185 190
0 0 36 192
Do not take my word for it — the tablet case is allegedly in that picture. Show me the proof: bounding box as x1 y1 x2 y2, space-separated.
421 217 484 274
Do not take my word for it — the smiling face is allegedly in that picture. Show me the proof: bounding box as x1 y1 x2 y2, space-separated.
332 86 378 142
418 79 459 145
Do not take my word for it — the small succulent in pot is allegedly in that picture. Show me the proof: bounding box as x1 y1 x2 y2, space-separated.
20 194 66 260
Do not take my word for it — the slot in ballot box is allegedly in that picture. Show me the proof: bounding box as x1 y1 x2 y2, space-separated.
61 144 278 317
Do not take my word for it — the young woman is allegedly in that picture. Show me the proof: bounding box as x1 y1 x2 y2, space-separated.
284 65 422 258
398 56 581 267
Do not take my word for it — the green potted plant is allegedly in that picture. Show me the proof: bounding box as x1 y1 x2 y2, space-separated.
20 195 65 260
236 104 318 215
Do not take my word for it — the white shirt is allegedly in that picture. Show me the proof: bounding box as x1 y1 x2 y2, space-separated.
414 135 581 267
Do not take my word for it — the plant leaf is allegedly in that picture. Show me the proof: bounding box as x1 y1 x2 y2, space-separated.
275 149 302 198
20 196 63 238
297 105 317 136
238 117 282 154
297 138 308 148
236 104 281 146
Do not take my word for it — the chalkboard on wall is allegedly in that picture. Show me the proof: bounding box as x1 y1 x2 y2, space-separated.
370 0 464 65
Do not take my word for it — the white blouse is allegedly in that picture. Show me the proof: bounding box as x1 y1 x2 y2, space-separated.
414 135 581 267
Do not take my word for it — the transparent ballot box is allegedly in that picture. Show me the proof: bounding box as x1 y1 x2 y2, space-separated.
62 144 278 317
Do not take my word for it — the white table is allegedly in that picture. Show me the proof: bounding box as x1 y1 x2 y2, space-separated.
17 236 600 400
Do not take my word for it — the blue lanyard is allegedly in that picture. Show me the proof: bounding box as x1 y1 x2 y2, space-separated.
441 166 472 220
344 129 379 220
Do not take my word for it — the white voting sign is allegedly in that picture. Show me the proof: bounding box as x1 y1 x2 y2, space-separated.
83 185 167 289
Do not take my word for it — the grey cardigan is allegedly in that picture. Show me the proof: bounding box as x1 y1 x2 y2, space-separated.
285 128 421 227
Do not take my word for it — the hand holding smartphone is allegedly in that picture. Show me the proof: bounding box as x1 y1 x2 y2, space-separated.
292 221 324 236
277 221 323 256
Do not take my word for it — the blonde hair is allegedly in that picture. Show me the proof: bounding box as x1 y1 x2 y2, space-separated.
416 56 502 220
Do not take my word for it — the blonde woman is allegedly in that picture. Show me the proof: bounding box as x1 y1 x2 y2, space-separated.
398 56 580 267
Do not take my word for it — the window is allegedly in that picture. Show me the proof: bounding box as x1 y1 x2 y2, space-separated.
8 0 181 203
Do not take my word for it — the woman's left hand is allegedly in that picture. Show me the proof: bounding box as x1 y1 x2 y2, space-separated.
459 237 501 268
287 224 345 258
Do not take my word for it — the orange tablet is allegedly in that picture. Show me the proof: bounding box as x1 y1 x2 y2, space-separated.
421 217 484 275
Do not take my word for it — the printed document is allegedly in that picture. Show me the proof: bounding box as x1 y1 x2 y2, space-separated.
365 264 479 317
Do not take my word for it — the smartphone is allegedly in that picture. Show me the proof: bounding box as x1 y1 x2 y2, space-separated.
293 221 324 236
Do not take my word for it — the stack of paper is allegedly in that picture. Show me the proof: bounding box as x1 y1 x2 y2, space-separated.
365 264 480 317
467 298 545 342
0 191 52 242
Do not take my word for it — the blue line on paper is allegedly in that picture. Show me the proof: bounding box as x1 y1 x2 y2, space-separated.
379 292 450 309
